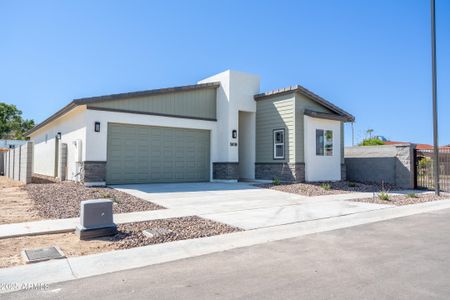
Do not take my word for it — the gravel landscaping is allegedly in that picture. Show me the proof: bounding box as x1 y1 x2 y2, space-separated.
24 181 164 219
351 192 449 206
255 181 398 197
0 216 242 268
112 216 242 249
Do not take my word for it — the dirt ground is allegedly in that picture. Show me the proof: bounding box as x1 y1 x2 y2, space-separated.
0 177 41 224
0 216 241 268
0 232 115 268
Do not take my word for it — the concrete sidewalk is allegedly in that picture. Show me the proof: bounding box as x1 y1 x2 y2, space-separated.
2 199 450 294
0 191 377 239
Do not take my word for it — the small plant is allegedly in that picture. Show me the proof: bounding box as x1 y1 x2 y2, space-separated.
272 178 281 186
407 193 418 198
320 183 331 190
378 191 390 201
100 191 112 198
377 180 390 201
348 182 357 188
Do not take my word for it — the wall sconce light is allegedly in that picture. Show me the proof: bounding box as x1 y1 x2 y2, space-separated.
95 122 101 132
56 132 61 140
232 130 237 139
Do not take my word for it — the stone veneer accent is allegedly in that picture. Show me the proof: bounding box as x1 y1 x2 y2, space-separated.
213 162 239 180
255 163 305 182
81 161 107 184
341 163 346 181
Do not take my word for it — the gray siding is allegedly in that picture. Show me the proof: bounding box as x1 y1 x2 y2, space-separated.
88 88 217 120
295 93 334 163
255 94 295 163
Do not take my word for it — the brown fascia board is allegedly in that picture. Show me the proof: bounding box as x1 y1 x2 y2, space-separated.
25 82 221 137
304 109 350 122
254 85 355 122
73 82 220 105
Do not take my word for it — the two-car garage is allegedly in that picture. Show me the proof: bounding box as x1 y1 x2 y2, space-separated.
106 123 210 184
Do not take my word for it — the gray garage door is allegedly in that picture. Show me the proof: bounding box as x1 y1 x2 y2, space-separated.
106 123 210 184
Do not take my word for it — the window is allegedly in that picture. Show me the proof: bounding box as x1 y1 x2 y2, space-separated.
316 129 333 156
273 129 285 159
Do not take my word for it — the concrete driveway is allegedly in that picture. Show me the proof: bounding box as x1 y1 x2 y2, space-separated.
114 182 392 230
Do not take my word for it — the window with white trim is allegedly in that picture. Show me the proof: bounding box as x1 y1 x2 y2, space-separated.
316 129 333 156
273 129 285 159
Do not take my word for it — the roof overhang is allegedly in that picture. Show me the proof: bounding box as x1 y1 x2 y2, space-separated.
254 85 355 122
304 109 351 122
25 82 220 137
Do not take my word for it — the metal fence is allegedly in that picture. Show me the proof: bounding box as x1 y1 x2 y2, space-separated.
415 149 450 192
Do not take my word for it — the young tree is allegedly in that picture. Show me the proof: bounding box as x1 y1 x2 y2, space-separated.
0 102 35 140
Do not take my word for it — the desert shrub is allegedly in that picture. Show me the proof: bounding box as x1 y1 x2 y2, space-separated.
320 183 331 190
378 191 390 201
272 178 281 186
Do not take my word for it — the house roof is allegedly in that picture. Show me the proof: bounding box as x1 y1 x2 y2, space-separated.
254 85 355 122
384 141 433 150
25 82 220 136
384 141 450 151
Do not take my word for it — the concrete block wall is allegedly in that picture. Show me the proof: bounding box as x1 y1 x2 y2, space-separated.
0 152 4 175
3 142 33 184
58 143 68 181
345 144 416 189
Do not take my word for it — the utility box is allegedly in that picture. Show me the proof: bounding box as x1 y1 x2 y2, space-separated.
75 199 118 240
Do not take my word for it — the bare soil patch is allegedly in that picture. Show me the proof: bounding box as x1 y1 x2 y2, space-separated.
0 216 242 268
352 192 449 206
0 177 41 224
24 181 164 219
256 181 397 197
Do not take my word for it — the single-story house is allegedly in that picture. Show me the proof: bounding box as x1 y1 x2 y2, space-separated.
26 70 354 186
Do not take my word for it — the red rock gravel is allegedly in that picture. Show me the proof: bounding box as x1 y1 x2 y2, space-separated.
111 216 242 249
256 181 398 197
352 192 449 206
24 181 163 219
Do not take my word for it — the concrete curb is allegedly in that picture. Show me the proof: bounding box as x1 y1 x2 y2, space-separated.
1 199 450 293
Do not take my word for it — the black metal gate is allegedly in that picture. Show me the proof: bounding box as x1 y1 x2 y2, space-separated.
415 148 450 192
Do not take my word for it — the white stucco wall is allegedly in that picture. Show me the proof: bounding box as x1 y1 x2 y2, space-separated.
198 70 260 179
30 70 261 182
30 106 87 180
304 116 341 181
84 109 218 180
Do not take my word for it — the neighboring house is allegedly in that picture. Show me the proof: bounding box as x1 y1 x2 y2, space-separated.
0 140 27 149
26 70 354 186
384 141 450 151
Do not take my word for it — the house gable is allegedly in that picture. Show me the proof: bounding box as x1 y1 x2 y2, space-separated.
86 86 217 121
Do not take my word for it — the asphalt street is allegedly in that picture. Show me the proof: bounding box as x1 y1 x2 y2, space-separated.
5 208 450 300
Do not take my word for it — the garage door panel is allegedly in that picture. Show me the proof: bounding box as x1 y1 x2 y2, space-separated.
106 123 210 184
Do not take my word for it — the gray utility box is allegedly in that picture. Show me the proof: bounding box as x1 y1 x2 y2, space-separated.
75 199 118 240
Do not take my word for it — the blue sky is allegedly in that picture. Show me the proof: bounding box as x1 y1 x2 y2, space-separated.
1 0 449 146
